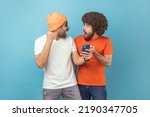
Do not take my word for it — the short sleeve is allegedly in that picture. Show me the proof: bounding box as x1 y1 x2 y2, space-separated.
72 40 77 52
104 39 113 55
34 36 47 55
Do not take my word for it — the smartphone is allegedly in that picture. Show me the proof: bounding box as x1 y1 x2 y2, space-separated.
82 44 90 52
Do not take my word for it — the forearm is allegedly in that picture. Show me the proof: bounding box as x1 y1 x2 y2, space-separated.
93 51 111 67
73 56 85 65
72 50 92 66
36 40 53 68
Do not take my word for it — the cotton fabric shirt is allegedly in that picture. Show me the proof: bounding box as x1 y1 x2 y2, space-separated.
34 34 77 89
74 35 113 86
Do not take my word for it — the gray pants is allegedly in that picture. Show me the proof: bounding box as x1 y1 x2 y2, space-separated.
43 85 81 100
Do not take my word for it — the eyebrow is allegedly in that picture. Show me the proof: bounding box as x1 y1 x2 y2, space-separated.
63 22 68 27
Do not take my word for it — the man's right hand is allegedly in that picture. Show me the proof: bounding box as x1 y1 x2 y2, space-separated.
35 31 57 68
47 31 57 42
80 50 92 61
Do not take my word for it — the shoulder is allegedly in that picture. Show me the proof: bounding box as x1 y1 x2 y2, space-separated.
65 35 73 40
101 36 109 40
35 34 47 44
64 35 74 44
74 35 84 42
100 36 111 43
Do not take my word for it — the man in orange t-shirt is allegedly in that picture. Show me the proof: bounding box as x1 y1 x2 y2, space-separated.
74 12 113 100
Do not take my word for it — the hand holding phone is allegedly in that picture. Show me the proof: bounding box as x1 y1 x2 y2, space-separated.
82 44 90 52
81 44 91 61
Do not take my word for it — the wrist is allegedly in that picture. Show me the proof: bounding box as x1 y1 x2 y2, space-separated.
92 50 97 55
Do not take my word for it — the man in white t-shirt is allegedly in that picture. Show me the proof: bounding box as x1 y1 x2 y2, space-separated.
34 12 91 100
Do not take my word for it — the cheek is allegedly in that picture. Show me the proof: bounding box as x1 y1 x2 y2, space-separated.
89 27 93 33
62 27 68 32
86 28 93 34
84 27 88 33
60 28 65 33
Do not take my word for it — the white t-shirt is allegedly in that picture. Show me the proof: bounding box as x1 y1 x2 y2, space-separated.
34 34 77 89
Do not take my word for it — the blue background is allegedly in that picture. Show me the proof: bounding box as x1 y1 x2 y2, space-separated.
0 0 150 100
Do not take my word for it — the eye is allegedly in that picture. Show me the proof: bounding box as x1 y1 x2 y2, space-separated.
85 23 91 28
65 22 68 27
86 24 90 28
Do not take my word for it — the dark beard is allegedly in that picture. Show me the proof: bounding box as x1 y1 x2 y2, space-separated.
84 32 94 41
58 32 66 38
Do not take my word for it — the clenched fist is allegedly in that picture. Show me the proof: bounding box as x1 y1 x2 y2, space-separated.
47 31 58 42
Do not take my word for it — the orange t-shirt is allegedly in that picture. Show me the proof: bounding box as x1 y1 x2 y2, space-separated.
74 35 113 86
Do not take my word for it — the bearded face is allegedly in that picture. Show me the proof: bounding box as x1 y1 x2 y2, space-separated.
83 30 94 41
57 21 69 38
58 28 67 38
83 23 94 41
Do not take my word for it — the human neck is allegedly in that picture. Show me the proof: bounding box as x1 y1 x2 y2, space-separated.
56 36 61 40
92 33 100 40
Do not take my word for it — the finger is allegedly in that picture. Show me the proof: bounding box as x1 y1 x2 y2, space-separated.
85 49 92 52
80 53 84 56
90 45 92 48
84 58 90 61
90 45 94 48
81 54 89 57
80 54 84 57
81 54 89 58
82 51 90 54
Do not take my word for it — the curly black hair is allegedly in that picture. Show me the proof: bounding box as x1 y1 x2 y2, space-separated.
82 12 108 36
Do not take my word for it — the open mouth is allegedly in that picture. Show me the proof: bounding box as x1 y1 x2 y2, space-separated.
83 31 88 36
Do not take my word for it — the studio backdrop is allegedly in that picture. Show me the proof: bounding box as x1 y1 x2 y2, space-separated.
0 0 150 99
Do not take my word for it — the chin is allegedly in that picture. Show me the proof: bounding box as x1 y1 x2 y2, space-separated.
84 37 90 41
59 33 66 38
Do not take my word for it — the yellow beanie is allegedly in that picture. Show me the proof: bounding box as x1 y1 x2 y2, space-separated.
47 12 67 31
